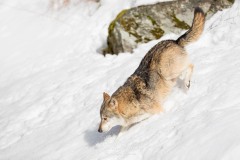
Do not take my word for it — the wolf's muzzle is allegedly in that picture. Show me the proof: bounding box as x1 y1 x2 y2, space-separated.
98 128 103 133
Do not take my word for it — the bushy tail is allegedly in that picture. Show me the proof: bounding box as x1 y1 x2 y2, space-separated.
176 7 205 47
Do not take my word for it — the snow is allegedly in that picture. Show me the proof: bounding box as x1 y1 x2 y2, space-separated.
0 0 240 159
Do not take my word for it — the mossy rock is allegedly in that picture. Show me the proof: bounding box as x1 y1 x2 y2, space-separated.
104 0 234 55
171 13 190 30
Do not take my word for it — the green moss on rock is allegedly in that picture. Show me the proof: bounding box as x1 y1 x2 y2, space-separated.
120 17 138 31
147 16 158 26
129 31 142 43
227 0 234 4
143 37 151 43
171 13 190 30
150 27 164 39
108 9 128 35
104 9 128 55
106 9 144 52
147 15 164 40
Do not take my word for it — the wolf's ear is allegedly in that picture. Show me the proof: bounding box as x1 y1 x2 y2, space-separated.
103 92 110 101
109 98 118 108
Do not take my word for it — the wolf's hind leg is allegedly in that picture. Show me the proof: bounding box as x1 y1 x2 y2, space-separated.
183 64 194 89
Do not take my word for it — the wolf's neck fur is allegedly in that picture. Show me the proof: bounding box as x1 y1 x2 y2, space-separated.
112 73 173 121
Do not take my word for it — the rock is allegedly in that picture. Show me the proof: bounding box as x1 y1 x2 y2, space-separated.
104 0 234 55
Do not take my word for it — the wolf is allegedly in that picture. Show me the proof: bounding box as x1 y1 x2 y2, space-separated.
98 7 205 133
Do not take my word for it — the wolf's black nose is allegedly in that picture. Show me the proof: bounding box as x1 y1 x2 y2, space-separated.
98 128 103 133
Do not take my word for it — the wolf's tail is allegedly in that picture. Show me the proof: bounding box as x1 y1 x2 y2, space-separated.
176 7 205 47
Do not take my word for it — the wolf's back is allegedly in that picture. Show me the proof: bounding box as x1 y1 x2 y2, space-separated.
176 7 205 47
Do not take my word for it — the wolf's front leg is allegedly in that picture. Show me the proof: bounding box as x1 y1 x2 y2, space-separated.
120 125 130 133
116 125 130 139
183 64 194 90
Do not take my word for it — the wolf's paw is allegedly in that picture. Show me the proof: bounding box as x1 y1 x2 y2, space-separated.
185 80 191 89
182 80 191 94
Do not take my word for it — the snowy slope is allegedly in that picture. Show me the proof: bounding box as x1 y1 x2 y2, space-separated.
0 0 240 160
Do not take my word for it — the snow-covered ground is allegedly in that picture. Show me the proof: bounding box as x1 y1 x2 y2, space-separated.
0 0 240 159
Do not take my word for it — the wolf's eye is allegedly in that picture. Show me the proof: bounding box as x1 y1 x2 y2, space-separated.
103 117 107 121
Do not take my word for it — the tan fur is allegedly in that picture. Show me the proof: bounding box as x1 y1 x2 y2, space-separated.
177 7 205 47
98 7 205 133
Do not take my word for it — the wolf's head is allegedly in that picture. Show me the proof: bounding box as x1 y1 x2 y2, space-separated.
98 92 124 133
